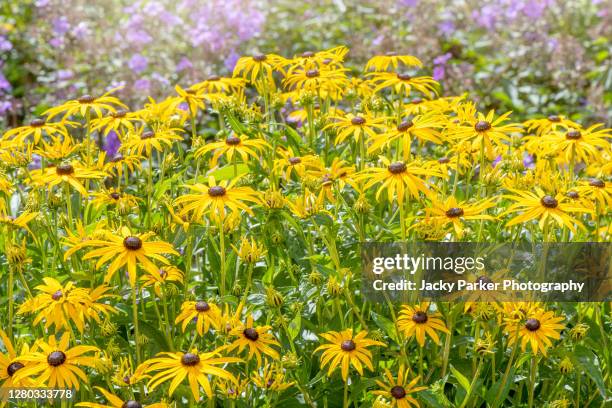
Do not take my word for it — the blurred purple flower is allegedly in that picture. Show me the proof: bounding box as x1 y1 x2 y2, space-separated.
35 0 50 6
176 57 193 72
438 20 455 36
72 22 91 39
49 37 64 48
104 130 121 156
224 50 240 71
128 54 148 74
0 100 11 114
57 69 74 80
0 72 11 91
433 66 445 81
399 0 419 6
52 17 70 35
492 155 502 167
523 152 535 169
432 52 452 80
28 154 42 171
0 36 12 52
133 78 151 92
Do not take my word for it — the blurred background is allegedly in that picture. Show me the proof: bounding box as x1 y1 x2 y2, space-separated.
1 0 610 126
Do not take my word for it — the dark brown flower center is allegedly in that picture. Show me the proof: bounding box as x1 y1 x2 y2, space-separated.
566 190 579 199
390 385 407 399
110 192 121 200
266 379 275 388
7 362 24 377
589 179 605 188
385 51 397 56
141 130 155 139
208 186 227 197
195 301 210 312
445 207 464 218
225 136 241 145
181 353 200 366
110 154 124 163
122 401 142 408
305 69 320 78
412 311 428 324
111 110 127 118
351 116 366 126
525 318 541 331
411 98 423 104
123 375 131 384
397 120 413 132
47 351 67 367
243 328 259 341
438 157 450 164
78 95 95 104
547 115 560 122
56 163 74 176
475 276 493 286
123 236 143 250
252 54 267 62
207 75 220 81
341 339 356 351
51 290 63 301
30 118 45 127
540 195 558 208
474 121 491 132
565 130 581 140
288 157 301 165
301 51 315 58
388 162 407 174
396 73 411 81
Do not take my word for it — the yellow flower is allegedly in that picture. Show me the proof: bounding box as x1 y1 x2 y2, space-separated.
90 188 141 210
542 124 611 164
76 387 168 408
502 188 592 233
33 135 79 160
2 117 72 144
175 176 260 221
373 365 427 408
505 309 565 356
356 157 442 203
175 84 206 117
111 357 148 387
0 330 34 388
227 315 281 366
286 189 329 219
175 300 221 336
367 72 438 96
192 76 245 94
397 302 450 347
195 133 269 167
91 109 141 137
523 114 580 136
121 126 183 157
29 161 106 196
315 329 385 381
273 147 319 180
283 66 349 95
251 364 295 392
424 195 496 238
575 178 612 211
0 211 38 235
69 226 178 287
143 349 241 401
233 53 282 84
233 237 266 264
140 265 184 297
13 333 99 390
365 53 423 71
324 112 386 145
43 88 128 120
102 151 143 179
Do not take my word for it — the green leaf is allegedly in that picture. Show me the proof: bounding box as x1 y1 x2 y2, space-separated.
573 345 606 398
287 314 301 341
450 364 470 392
370 311 398 343
207 163 249 180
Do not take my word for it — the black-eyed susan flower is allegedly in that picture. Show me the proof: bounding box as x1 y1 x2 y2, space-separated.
505 308 565 356
13 333 98 390
0 210 37 235
227 315 280 366
76 387 168 408
195 133 269 167
43 89 128 120
502 188 592 233
523 114 580 136
543 124 611 164
0 330 34 388
192 76 245 94
121 126 183 157
251 363 295 392
324 112 386 145
140 265 184 297
282 66 349 95
233 53 282 84
33 135 79 161
367 72 439 96
175 300 221 336
174 176 260 221
69 226 178 286
175 84 206 117
315 329 385 381
102 152 143 179
424 195 496 238
356 157 442 203
91 109 141 137
575 178 612 210
2 117 72 144
286 189 329 219
365 53 423 72
143 349 241 401
90 188 140 210
273 147 318 180
233 236 266 264
373 365 427 408
397 302 450 347
30 161 106 196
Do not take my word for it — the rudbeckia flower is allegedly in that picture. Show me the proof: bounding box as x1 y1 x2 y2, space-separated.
140 265 184 297
120 126 183 157
29 161 106 196
143 349 241 401
365 52 423 71
13 333 99 390
315 329 385 381
324 112 386 145
2 117 72 144
366 72 439 96
0 330 34 388
424 195 497 238
397 302 450 347
543 124 611 165
192 76 245 94
194 133 270 167
505 309 565 356
373 365 427 408
523 114 580 136
43 88 128 120
227 315 281 366
76 387 168 408
91 109 141 136
575 178 612 210
174 300 221 336
233 53 283 84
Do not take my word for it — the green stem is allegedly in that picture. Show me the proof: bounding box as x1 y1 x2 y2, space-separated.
132 282 141 364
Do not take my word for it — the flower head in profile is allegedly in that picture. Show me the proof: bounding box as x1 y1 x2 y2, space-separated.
174 176 260 222
0 330 34 388
192 76 245 94
365 53 423 71
2 117 72 144
397 302 450 347
175 300 221 336
121 126 183 157
367 72 439 96
195 133 269 167
43 88 128 120
251 363 295 392
227 315 281 367
29 161 106 196
324 112 386 145
13 333 99 390
67 226 178 287
424 195 496 238
505 308 565 356
76 386 168 408
315 329 385 381
91 109 141 137
233 53 282 84
175 84 206 117
143 349 241 401
140 265 184 297
523 114 580 136
373 365 427 408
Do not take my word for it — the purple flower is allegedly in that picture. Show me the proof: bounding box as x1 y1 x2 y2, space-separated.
433 52 452 80
0 100 11 114
57 69 74 81
492 155 502 167
35 0 50 6
28 154 42 171
133 78 151 92
52 17 70 35
438 20 455 36
398 0 419 6
433 53 452 66
128 54 148 74
0 72 11 91
126 29 152 46
224 50 240 72
176 56 193 72
523 152 535 169
104 130 121 157
433 66 446 81
0 36 12 52
72 22 90 39
49 37 64 48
